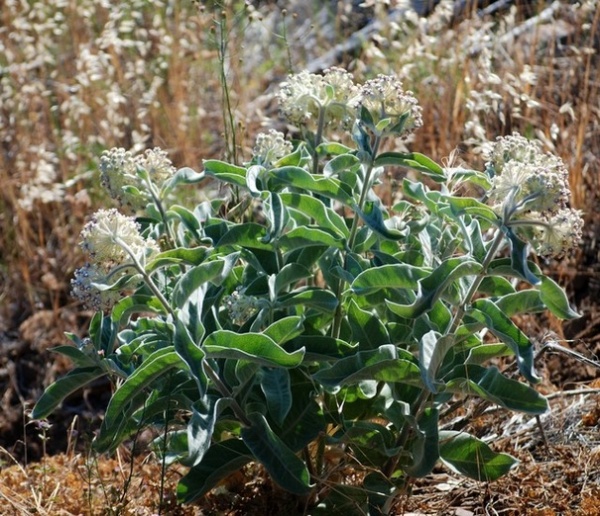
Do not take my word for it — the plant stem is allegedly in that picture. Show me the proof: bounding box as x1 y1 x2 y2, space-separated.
311 105 327 176
144 177 177 250
330 135 382 338
117 238 177 319
448 227 505 334
346 135 382 252
202 361 252 427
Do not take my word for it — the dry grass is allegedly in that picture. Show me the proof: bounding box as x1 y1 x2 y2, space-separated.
1 0 599 513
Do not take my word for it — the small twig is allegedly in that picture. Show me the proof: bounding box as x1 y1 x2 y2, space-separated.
538 339 600 370
546 388 600 400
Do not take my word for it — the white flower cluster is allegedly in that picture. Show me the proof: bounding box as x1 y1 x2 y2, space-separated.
100 147 175 211
72 209 159 311
353 74 423 137
277 67 359 127
486 133 583 257
253 129 293 167
223 288 259 326
277 69 422 138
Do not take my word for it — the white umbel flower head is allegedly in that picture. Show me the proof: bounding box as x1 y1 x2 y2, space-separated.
526 208 584 258
80 208 159 268
277 67 359 127
100 148 145 210
137 147 176 184
486 133 572 217
253 129 293 166
223 288 259 326
486 133 542 175
354 74 422 137
99 147 176 211
71 262 127 312
73 209 159 311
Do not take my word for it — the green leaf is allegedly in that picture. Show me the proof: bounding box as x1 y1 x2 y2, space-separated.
323 153 361 177
467 299 538 383
506 227 540 285
313 344 421 388
241 412 312 495
162 166 205 192
477 276 515 296
445 196 499 224
246 164 265 196
445 365 548 414
539 276 580 319
274 263 312 294
174 319 206 394
263 316 304 345
184 397 219 467
439 431 518 481
50 345 99 368
405 407 440 477
32 367 106 419
146 247 210 272
203 159 247 187
420 331 455 393
351 264 427 295
316 142 353 156
447 168 492 190
495 290 545 317
216 223 273 251
90 313 118 356
269 166 354 205
347 299 391 351
278 226 344 251
375 152 446 181
386 257 482 319
111 295 165 325
280 193 349 238
465 343 512 365
204 330 304 368
177 439 252 503
277 288 338 313
260 368 292 425
167 204 201 235
102 348 186 429
263 192 287 243
356 201 405 240
172 260 225 307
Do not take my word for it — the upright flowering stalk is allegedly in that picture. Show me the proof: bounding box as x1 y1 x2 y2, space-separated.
485 133 583 258
346 75 423 251
72 208 161 312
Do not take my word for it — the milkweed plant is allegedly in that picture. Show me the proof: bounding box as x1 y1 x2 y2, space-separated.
34 68 583 512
